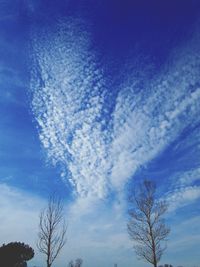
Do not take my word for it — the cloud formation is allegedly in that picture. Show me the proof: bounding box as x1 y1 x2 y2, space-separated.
166 185 200 212
164 167 200 212
30 19 200 199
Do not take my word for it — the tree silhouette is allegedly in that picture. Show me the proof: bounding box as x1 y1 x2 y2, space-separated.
127 180 170 267
75 258 83 267
68 258 83 267
0 242 34 267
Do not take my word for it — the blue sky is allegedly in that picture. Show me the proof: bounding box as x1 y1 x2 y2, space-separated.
0 1 200 267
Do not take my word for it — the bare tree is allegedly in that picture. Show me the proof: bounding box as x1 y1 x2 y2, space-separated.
68 260 74 267
68 258 83 267
37 195 67 267
75 258 83 267
127 180 170 267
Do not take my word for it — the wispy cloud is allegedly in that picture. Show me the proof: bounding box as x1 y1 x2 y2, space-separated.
179 168 200 185
30 19 200 199
166 185 200 212
164 167 200 212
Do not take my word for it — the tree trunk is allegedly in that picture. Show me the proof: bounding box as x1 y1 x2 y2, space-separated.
149 224 157 267
47 259 51 267
153 245 157 267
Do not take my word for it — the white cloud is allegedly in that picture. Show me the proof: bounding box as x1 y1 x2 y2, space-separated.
163 167 200 212
179 168 200 185
165 185 200 212
30 19 200 199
